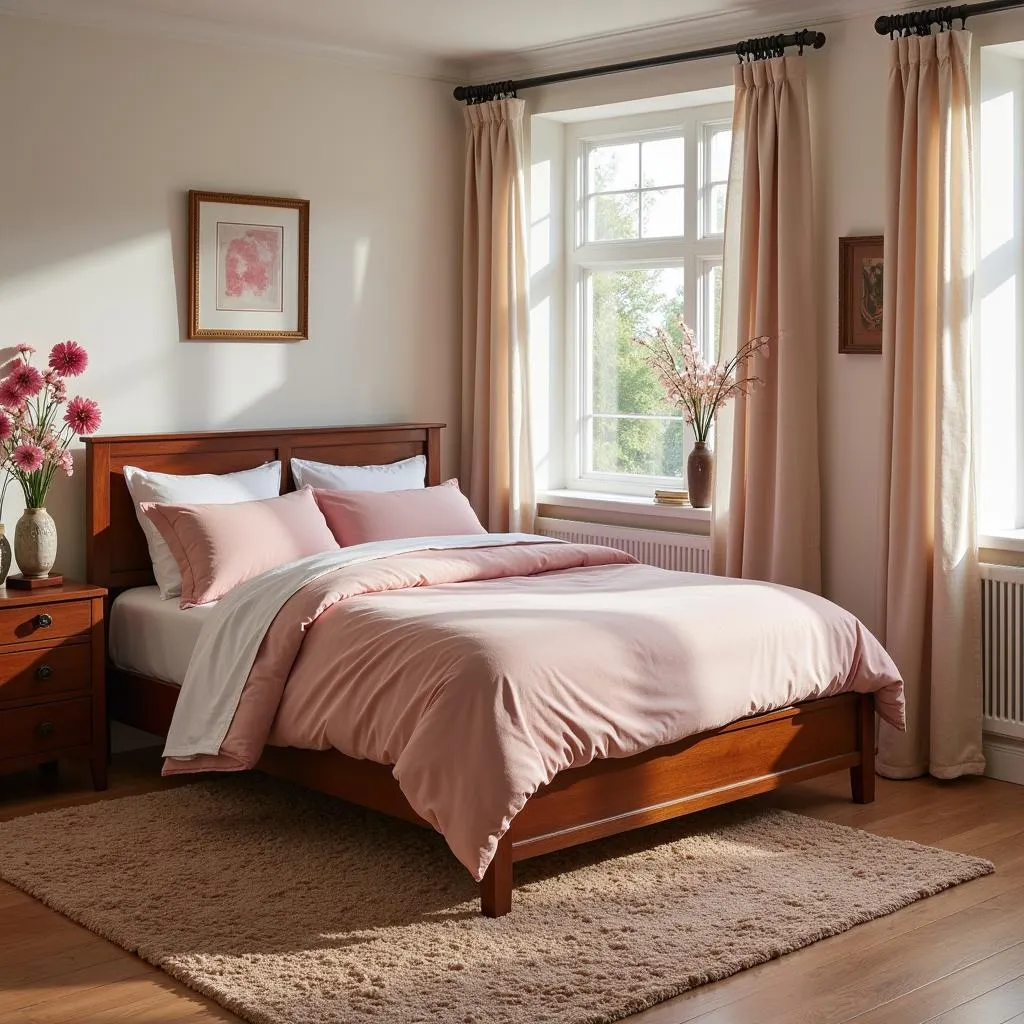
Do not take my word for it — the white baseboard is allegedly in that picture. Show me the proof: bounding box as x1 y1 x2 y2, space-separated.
984 735 1024 786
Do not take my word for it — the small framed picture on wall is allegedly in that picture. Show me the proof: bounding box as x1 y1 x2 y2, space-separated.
839 235 884 355
188 190 309 341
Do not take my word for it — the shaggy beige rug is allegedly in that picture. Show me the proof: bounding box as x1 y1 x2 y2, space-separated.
0 777 992 1024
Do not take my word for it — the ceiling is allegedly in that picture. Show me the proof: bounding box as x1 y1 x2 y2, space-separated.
0 0 897 79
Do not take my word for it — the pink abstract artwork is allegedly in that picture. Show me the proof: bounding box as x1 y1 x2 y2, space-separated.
216 222 284 312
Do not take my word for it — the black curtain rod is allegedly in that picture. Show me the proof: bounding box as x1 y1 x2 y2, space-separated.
875 0 1024 35
453 28 826 104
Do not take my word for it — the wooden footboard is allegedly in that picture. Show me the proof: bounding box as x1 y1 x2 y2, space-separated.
482 691 875 917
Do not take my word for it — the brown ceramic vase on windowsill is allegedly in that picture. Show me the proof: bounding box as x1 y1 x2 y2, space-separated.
687 442 714 509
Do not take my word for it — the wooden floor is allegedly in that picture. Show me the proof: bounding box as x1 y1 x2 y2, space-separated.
2 752 1024 1024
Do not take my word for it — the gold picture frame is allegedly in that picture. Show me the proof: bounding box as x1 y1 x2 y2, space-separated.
188 190 309 341
839 235 884 355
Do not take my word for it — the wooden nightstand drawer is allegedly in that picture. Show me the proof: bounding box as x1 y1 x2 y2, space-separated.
0 601 92 646
0 697 92 758
0 644 92 705
0 583 107 790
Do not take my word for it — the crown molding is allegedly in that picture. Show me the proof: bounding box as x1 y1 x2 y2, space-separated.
461 0 903 85
0 0 918 90
0 1 469 83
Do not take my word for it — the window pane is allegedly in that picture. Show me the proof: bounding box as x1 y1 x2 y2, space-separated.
641 137 684 187
708 182 727 235
589 266 684 417
591 416 685 478
588 143 639 193
641 188 684 238
710 129 732 181
589 193 639 241
701 261 724 360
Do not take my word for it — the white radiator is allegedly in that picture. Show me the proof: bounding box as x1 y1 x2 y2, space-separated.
535 517 711 574
982 563 1024 786
983 563 1024 741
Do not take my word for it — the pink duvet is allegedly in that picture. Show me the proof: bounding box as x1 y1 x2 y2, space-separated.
164 542 904 880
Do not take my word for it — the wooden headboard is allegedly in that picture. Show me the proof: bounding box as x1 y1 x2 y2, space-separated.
85 423 444 594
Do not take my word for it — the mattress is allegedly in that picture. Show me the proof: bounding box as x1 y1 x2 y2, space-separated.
109 586 215 686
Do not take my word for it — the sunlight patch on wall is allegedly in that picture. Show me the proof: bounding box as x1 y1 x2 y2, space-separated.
530 159 552 273
978 57 1022 534
353 237 372 303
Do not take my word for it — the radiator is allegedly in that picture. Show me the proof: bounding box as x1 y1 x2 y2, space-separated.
534 517 711 574
982 563 1024 742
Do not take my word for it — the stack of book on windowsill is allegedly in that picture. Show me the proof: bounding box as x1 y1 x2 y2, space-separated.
653 489 690 507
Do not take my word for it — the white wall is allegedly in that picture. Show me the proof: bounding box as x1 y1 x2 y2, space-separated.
0 14 464 580
809 16 889 632
525 9 1024 632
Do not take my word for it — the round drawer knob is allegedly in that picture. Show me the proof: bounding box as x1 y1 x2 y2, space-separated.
35 665 53 681
35 613 53 629
36 721 55 738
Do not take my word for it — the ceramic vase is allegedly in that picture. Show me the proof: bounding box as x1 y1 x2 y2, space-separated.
686 442 714 509
14 507 58 579
0 525 11 587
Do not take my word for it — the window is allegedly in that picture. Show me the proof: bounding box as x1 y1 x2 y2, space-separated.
978 47 1024 542
565 105 732 495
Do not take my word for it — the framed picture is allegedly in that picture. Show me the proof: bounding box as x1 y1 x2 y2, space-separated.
839 235 884 354
188 190 309 341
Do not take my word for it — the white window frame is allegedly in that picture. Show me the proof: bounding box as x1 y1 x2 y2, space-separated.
564 103 732 496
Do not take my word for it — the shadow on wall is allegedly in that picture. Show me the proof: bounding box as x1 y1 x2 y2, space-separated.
1 185 460 581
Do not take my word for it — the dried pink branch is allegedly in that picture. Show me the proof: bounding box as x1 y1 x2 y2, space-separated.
633 318 770 444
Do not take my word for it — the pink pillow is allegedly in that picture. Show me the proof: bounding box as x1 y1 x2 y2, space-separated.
142 487 339 608
315 481 486 546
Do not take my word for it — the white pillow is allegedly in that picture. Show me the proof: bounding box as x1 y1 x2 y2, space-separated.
123 461 281 599
290 454 426 492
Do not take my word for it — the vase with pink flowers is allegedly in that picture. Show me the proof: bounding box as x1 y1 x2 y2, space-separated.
633 319 770 509
0 341 102 586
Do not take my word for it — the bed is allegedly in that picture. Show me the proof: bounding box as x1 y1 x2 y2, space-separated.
87 422 885 917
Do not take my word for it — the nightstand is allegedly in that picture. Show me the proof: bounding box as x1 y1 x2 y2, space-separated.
0 582 107 790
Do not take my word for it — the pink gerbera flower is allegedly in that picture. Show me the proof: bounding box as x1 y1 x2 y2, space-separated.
10 364 43 399
0 377 24 411
11 444 44 473
64 396 102 435
48 340 88 378
57 450 74 477
0 412 12 443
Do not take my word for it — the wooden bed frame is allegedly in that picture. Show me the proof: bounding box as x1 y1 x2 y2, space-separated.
85 422 876 917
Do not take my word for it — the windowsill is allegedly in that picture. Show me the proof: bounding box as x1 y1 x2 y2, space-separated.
538 488 712 523
980 530 1024 554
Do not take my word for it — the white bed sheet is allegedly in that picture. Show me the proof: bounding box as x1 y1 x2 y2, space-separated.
110 587 216 686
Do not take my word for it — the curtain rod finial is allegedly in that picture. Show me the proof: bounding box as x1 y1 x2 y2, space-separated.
874 15 892 35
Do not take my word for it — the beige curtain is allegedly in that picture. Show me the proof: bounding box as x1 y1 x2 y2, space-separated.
711 57 821 593
876 31 984 780
461 98 535 533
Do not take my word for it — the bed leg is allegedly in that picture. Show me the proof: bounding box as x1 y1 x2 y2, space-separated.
480 837 513 917
850 693 876 804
